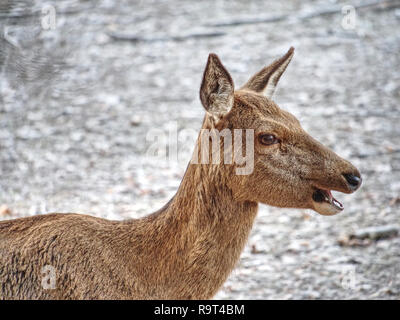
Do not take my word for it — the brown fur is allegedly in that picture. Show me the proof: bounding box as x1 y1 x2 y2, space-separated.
0 48 361 299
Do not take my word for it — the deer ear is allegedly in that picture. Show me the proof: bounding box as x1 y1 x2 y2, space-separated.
200 53 234 120
241 47 294 99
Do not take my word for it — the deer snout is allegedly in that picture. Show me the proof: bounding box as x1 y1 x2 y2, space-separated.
342 172 362 192
332 161 362 194
306 137 362 194
333 155 362 194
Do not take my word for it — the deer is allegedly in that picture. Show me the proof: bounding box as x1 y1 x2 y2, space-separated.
0 47 362 299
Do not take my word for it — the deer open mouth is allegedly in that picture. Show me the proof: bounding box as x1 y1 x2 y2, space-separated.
312 188 344 215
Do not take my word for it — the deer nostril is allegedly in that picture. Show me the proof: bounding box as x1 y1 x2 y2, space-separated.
343 173 362 190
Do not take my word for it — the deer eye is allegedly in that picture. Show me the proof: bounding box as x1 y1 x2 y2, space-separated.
259 134 279 146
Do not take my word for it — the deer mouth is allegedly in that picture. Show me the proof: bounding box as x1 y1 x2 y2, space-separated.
312 188 344 216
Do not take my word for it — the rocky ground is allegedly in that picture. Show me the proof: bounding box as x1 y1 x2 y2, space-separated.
0 0 399 299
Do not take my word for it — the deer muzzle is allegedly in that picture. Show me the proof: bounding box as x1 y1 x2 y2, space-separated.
311 168 362 216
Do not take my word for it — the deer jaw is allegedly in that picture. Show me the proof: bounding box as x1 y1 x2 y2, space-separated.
199 49 362 216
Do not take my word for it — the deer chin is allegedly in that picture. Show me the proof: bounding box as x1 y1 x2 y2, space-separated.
311 188 344 216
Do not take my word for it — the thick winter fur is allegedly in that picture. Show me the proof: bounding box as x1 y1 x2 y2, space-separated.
0 48 361 299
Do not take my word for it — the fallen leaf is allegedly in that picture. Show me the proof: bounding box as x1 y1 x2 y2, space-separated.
0 204 12 217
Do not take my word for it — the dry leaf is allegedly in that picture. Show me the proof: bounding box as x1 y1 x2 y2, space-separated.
0 204 12 217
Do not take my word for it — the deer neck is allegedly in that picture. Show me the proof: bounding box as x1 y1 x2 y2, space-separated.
142 154 258 298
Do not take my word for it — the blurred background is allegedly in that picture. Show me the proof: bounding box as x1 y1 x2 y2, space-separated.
0 0 399 299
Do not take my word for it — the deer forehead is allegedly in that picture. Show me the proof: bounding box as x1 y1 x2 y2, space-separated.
229 91 302 132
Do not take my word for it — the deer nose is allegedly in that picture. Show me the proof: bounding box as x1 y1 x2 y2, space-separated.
343 173 362 191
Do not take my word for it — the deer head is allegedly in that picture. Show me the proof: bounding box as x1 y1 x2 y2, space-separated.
199 47 362 216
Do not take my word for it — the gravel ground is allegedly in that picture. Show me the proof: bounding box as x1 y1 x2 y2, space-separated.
0 0 399 299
